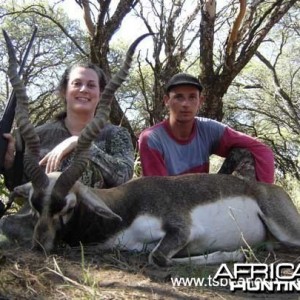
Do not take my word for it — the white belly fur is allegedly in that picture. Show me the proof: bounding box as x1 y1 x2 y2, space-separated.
105 215 165 251
104 196 266 254
182 196 266 255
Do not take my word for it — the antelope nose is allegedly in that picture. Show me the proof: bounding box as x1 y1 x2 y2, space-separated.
31 239 53 254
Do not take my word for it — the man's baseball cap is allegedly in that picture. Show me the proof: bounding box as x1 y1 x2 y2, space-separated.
165 73 203 93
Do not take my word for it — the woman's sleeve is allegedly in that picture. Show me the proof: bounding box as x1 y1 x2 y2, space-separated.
89 126 135 187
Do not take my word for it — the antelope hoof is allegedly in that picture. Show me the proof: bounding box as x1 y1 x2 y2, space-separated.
149 250 172 267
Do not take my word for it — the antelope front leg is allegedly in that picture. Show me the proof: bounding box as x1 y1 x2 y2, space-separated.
148 224 190 267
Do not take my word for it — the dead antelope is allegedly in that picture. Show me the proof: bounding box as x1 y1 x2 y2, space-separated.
3 31 300 267
7 171 300 266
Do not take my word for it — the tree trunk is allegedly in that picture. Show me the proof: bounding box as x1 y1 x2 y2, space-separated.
83 0 139 145
199 0 298 121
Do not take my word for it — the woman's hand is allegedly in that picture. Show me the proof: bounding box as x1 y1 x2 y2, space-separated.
3 133 16 170
39 136 78 173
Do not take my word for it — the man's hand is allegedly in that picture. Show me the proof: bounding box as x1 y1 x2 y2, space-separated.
39 136 78 173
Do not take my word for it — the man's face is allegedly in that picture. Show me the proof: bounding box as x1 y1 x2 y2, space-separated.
164 85 202 123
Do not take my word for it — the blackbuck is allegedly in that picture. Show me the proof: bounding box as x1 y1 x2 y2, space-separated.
3 30 300 267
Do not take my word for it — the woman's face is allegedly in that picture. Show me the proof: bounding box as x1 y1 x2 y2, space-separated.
65 67 101 115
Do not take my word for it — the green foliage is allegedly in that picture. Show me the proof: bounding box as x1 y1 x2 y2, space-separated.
0 0 88 126
0 175 9 199
80 243 97 288
0 0 299 194
223 16 300 198
133 152 142 178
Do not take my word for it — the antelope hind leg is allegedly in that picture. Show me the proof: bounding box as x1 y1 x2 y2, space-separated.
171 250 245 265
259 185 300 248
148 225 190 267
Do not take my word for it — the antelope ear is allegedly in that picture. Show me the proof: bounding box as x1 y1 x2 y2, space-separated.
74 182 122 222
13 182 33 199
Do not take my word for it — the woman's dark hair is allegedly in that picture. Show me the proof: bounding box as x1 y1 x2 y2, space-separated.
55 62 107 120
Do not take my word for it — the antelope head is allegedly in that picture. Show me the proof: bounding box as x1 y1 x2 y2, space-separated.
3 29 151 252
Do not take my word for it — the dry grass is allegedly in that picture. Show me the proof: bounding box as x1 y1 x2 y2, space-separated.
0 243 299 300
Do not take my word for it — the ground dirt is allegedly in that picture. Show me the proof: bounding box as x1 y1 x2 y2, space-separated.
0 245 299 300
